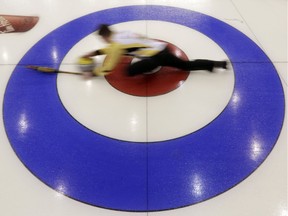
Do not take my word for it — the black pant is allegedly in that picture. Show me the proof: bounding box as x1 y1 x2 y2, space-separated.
127 47 215 76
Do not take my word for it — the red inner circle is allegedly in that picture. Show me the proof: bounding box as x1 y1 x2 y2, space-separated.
105 42 190 97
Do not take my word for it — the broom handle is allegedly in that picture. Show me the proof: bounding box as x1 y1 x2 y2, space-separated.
26 65 82 75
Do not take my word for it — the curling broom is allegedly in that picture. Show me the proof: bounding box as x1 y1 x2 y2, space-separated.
26 65 83 75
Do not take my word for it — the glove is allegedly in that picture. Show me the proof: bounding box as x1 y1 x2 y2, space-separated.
93 67 110 76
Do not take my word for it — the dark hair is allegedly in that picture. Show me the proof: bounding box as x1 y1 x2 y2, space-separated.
98 24 112 37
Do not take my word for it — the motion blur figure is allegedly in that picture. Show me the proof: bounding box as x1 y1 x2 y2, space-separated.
82 24 227 76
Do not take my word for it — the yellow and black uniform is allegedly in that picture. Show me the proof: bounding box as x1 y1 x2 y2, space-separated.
92 31 226 76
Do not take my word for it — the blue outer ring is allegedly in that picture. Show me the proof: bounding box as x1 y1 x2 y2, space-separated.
3 5 285 211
